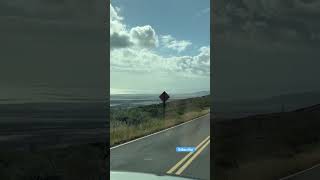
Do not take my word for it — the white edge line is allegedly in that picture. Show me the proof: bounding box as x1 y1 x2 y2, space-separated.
110 113 210 150
279 163 320 180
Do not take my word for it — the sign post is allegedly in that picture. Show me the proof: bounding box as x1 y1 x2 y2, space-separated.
159 91 170 120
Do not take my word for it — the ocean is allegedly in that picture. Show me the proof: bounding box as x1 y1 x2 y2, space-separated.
110 92 210 108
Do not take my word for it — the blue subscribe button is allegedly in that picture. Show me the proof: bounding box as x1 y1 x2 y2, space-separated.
176 147 196 152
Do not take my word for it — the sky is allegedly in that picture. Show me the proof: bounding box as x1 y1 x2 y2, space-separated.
0 0 107 103
213 0 320 101
110 0 210 95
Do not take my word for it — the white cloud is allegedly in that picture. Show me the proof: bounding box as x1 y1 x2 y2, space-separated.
110 3 210 77
110 4 158 50
110 3 124 30
111 46 210 77
175 46 210 76
110 3 132 49
160 35 192 52
130 25 159 48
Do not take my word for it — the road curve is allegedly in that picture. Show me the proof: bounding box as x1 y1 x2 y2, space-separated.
280 164 320 180
110 114 211 180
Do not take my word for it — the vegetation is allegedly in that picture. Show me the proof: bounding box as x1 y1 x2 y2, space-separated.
110 95 210 146
214 108 320 180
0 95 210 180
0 143 107 180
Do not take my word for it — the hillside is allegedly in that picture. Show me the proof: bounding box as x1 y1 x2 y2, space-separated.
213 91 320 119
110 95 210 146
214 104 320 180
110 91 210 108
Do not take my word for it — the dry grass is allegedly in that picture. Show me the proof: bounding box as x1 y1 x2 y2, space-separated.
110 108 209 146
214 109 320 180
220 143 320 180
0 143 107 180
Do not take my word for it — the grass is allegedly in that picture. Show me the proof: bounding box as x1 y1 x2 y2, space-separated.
214 109 320 180
220 143 320 180
0 143 107 180
110 95 210 146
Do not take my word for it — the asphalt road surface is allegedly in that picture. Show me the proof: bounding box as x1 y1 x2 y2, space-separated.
110 114 211 180
280 164 320 180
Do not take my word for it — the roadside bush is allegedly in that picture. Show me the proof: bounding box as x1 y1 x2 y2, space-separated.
126 110 149 125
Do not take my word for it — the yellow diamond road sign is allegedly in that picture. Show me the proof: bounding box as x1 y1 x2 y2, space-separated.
159 91 170 102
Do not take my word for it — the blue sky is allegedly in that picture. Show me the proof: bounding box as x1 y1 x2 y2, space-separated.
112 0 210 56
110 0 210 94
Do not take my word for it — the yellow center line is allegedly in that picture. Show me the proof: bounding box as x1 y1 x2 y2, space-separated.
175 139 210 175
166 136 210 174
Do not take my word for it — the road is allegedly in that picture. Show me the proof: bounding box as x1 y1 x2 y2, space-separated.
280 164 320 180
110 114 211 180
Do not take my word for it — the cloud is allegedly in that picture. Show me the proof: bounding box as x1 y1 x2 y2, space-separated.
214 0 320 100
160 35 192 52
110 3 132 49
110 3 209 77
196 7 210 17
110 32 133 49
130 25 159 48
110 2 125 34
111 46 210 77
175 46 210 76
215 0 320 49
110 4 158 50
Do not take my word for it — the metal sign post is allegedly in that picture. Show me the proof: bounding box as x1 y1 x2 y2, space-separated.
159 91 170 120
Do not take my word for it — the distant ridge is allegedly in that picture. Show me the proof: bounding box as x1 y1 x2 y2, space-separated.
211 91 320 120
171 90 210 97
110 91 210 108
111 90 210 96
